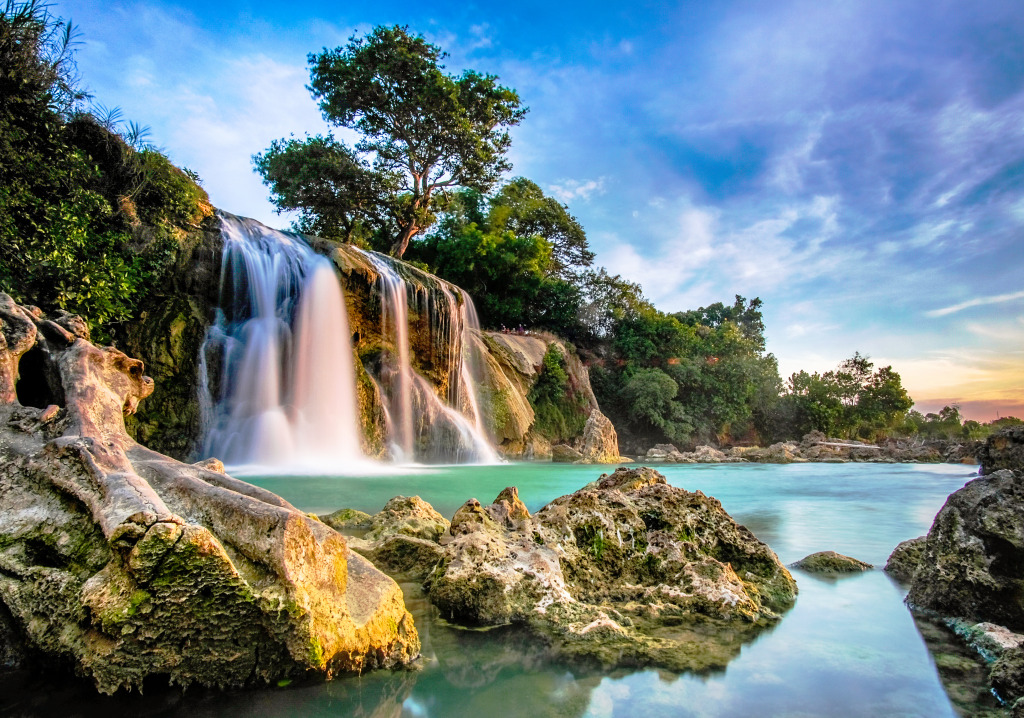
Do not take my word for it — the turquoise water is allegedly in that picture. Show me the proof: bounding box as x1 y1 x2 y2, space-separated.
1 462 1000 717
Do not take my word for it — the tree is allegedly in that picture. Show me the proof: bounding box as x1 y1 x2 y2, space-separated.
253 134 386 243
406 182 593 336
297 25 526 257
489 178 593 278
0 1 208 334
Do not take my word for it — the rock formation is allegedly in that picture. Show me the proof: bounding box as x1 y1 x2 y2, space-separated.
884 537 926 583
0 295 418 693
791 551 873 576
904 428 1024 707
341 467 797 672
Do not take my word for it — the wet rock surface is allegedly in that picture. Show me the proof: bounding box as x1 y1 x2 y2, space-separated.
907 468 1024 631
791 551 873 576
0 295 418 693
906 429 1024 708
342 467 797 672
884 536 926 583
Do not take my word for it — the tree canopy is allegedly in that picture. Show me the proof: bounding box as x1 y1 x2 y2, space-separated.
256 25 526 258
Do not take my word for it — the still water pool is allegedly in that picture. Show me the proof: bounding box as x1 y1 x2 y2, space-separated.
1 461 1001 717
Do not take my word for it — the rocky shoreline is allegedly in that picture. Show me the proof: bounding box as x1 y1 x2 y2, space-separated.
324 466 797 672
629 430 981 466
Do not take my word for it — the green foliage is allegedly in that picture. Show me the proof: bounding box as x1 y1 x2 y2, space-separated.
0 1 207 336
901 406 1018 441
594 296 780 446
527 345 587 443
253 134 383 243
769 354 914 441
259 25 526 257
406 182 588 336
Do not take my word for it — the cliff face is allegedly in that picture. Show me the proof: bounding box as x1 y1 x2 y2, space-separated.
115 214 620 463
115 214 222 458
479 332 623 462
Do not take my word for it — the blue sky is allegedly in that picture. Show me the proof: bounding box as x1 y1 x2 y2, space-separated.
56 0 1024 420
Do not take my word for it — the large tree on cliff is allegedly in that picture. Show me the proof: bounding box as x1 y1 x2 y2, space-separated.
259 25 526 258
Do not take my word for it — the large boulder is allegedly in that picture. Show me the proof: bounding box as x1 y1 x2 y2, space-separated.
579 409 628 464
978 426 1024 475
0 296 418 693
907 469 1024 630
350 467 797 671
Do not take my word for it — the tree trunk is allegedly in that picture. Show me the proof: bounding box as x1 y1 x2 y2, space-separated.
390 221 419 258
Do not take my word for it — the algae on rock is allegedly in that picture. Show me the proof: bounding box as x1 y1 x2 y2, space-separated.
0 295 419 693
340 467 796 672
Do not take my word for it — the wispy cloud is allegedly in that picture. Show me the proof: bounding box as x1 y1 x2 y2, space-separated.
548 177 606 202
926 290 1024 318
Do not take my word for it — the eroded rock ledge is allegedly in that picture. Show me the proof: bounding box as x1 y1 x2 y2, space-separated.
336 467 797 672
0 294 418 693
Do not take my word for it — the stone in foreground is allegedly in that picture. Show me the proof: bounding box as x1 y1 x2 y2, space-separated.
907 469 1024 631
350 468 797 672
0 295 418 694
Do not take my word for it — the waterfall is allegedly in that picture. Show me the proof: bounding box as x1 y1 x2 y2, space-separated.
200 212 363 470
360 250 500 464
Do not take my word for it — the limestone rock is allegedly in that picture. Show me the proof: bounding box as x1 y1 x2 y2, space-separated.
579 409 627 464
992 646 1024 704
552 444 584 463
0 297 418 693
884 537 926 583
792 551 873 576
978 426 1024 475
423 467 797 671
742 442 804 463
907 469 1024 630
319 508 374 532
645 444 679 462
364 495 450 543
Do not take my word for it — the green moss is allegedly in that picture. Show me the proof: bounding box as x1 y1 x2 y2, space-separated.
127 589 150 616
574 523 607 561
528 345 588 443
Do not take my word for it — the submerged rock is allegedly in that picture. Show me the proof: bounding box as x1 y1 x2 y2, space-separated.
791 551 873 576
0 296 418 694
884 537 926 583
349 466 797 672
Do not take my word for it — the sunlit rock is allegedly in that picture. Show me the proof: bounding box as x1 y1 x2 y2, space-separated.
0 296 418 693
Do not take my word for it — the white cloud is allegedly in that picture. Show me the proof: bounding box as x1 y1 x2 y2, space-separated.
926 290 1024 318
548 177 607 202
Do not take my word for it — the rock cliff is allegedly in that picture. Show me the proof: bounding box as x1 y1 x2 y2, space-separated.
0 295 418 693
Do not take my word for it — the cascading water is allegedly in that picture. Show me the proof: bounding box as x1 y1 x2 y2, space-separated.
361 250 500 464
200 212 364 471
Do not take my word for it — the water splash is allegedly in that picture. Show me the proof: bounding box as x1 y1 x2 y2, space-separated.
200 212 364 471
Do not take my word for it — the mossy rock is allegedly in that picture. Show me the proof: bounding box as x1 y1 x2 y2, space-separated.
791 551 873 576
